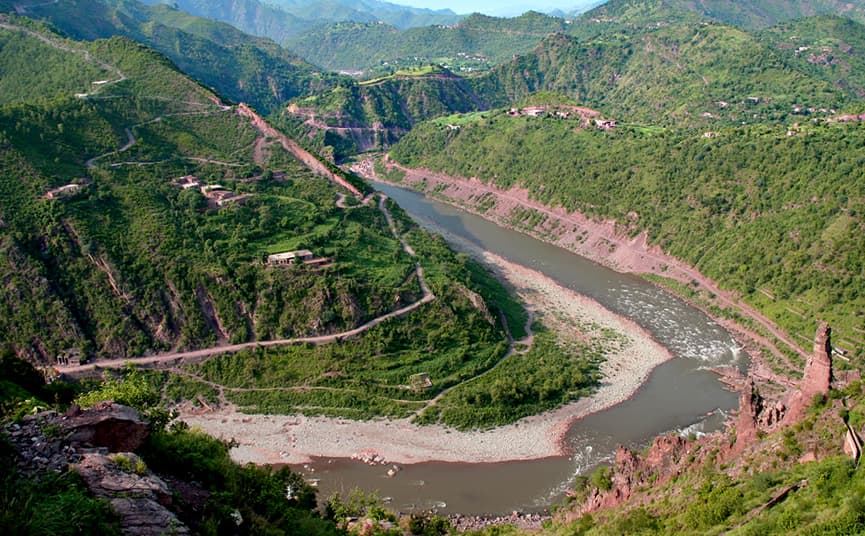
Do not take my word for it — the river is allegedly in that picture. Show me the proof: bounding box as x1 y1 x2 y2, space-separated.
293 182 745 515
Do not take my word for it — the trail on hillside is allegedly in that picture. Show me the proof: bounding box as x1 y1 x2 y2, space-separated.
0 17 126 90
56 193 437 377
237 103 363 197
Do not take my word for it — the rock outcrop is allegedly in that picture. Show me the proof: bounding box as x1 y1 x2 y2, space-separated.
61 401 150 452
784 322 833 423
576 435 691 515
732 378 785 455
803 322 833 400
74 452 189 536
4 403 189 536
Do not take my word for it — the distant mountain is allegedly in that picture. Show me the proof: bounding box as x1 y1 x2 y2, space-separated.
570 0 865 37
6 0 343 112
141 0 460 44
267 0 461 28
286 11 568 73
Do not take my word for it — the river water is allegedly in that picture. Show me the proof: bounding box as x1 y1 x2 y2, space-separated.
293 183 745 515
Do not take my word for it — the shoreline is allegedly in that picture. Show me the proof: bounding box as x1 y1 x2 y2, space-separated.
180 238 674 465
365 158 806 368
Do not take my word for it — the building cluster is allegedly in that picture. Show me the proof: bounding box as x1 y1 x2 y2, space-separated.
506 105 617 129
173 175 252 208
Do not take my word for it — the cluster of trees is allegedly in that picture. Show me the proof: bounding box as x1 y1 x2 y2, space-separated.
418 328 603 429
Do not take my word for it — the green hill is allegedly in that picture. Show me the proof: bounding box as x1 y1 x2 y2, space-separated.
0 18 510 371
662 0 865 29
391 106 865 366
760 15 865 99
5 0 341 113
472 22 849 126
3 15 605 432
569 0 865 38
279 66 486 159
285 11 568 74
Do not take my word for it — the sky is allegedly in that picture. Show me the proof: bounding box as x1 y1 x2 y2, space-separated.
395 0 602 17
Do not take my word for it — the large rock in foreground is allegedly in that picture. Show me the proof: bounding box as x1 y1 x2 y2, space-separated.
62 401 150 452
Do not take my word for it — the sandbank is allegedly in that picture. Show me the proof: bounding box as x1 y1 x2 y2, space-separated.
181 244 673 465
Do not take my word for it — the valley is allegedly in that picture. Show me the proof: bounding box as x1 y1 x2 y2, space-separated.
1 0 865 534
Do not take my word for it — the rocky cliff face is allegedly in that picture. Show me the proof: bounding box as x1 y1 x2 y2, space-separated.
575 435 692 516
570 322 843 519
805 322 833 398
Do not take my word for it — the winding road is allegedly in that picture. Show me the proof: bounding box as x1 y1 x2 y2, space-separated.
55 193 437 377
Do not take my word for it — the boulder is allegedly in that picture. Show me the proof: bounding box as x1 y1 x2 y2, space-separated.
62 402 149 452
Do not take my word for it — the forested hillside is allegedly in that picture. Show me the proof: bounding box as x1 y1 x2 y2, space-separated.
278 66 485 159
472 23 849 127
0 14 608 434
760 16 865 99
568 0 865 38
285 11 567 74
390 107 865 365
5 0 341 113
0 17 517 382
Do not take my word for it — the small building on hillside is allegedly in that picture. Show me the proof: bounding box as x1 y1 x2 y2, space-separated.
55 348 84 366
44 184 82 200
174 175 200 190
267 249 331 269
595 119 617 130
205 189 238 206
267 249 315 266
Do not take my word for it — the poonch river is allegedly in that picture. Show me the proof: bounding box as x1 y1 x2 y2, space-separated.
293 182 745 515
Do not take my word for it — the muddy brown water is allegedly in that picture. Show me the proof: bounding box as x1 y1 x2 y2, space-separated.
292 183 745 515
